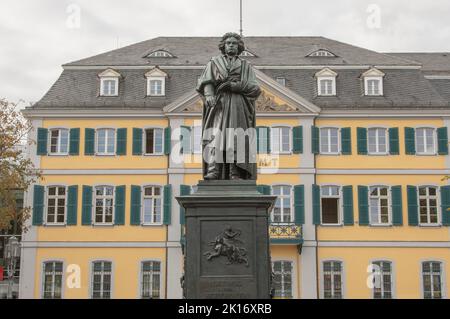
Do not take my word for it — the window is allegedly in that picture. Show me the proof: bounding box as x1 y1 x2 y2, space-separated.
100 78 118 96
96 128 115 155
145 128 163 155
147 50 173 58
192 126 202 154
149 79 163 96
416 128 436 155
49 129 69 154
323 261 343 299
318 78 335 96
362 68 384 96
141 261 161 299
46 186 66 224
91 261 112 299
276 77 286 86
419 186 439 225
368 128 388 154
321 186 340 224
271 186 292 223
42 261 63 299
372 261 393 299
145 68 167 96
320 128 339 154
422 261 443 299
273 261 293 298
142 186 162 224
271 127 291 154
308 50 336 57
94 186 114 224
369 186 390 225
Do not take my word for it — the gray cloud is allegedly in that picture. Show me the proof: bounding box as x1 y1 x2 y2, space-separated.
0 0 449 107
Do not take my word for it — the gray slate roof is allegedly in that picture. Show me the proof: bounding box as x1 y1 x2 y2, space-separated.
387 53 450 74
31 37 450 110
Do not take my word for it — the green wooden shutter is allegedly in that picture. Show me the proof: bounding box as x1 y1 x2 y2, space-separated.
130 185 141 225
164 127 171 155
256 184 271 195
37 128 48 155
357 127 368 155
358 186 369 226
341 127 352 155
81 185 93 225
32 185 44 226
69 128 80 155
404 127 416 155
116 128 127 156
292 126 303 154
84 128 95 155
256 126 270 154
180 126 191 154
440 185 450 226
312 184 321 225
163 185 172 225
114 185 126 225
294 185 305 225
180 185 191 225
66 185 78 225
311 126 319 154
342 185 354 225
407 185 418 226
391 186 403 226
437 127 449 155
389 128 399 155
132 128 143 155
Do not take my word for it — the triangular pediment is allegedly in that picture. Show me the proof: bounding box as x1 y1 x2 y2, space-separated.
362 67 385 77
315 67 338 78
145 67 168 78
98 68 121 77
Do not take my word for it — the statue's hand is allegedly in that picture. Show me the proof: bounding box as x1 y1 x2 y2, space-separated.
205 95 216 108
230 81 242 93
217 81 232 93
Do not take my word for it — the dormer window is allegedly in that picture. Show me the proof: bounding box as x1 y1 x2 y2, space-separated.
146 50 173 58
315 68 337 96
98 69 120 97
240 50 256 57
145 67 168 96
362 68 385 96
307 49 336 57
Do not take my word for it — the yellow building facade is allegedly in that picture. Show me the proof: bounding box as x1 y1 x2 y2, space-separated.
19 37 450 299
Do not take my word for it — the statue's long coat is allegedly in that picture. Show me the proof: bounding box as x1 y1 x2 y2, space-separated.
196 55 261 179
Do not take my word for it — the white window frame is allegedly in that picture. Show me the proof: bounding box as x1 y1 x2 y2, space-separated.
322 260 344 299
319 127 340 155
317 77 336 96
100 77 119 97
271 126 292 154
45 185 67 225
320 185 342 226
140 260 162 299
91 260 113 299
147 50 173 58
93 185 115 225
276 77 286 86
367 127 389 155
369 185 391 226
95 128 116 156
48 128 70 155
41 260 64 299
272 260 293 299
415 127 437 155
421 261 444 299
191 125 202 154
418 185 440 226
270 185 293 224
147 77 166 96
143 127 164 155
141 185 163 225
371 260 393 299
364 76 383 96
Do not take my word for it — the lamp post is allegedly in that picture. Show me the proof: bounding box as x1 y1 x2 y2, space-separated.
5 236 20 299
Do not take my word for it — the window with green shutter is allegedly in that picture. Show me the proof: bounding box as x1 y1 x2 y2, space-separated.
32 185 44 225
256 126 270 154
342 185 354 225
437 127 449 155
292 126 303 154
256 184 271 195
311 126 319 154
404 127 416 155
163 185 172 225
69 128 80 155
293 185 305 225
116 128 127 155
388 128 399 155
341 127 352 155
66 185 78 225
180 126 191 154
312 184 320 225
81 185 93 225
179 185 191 225
164 127 171 155
440 185 450 226
358 186 369 225
84 128 95 155
130 185 141 225
132 128 143 155
407 185 418 226
37 128 48 156
357 127 368 155
391 186 403 226
114 185 126 225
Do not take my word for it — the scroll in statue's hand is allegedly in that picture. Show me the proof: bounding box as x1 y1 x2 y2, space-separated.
205 95 216 108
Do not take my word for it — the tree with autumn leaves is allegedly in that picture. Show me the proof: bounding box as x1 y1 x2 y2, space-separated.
0 99 40 234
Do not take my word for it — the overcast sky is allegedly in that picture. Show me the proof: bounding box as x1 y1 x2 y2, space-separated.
1 0 449 107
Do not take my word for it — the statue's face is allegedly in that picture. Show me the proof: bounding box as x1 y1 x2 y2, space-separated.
224 37 239 56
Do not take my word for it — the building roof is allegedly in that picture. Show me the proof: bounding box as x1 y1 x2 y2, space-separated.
387 52 450 74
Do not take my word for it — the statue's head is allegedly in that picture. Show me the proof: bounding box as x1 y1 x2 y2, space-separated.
218 32 245 56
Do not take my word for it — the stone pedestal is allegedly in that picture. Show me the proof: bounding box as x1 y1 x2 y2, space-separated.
176 180 276 299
